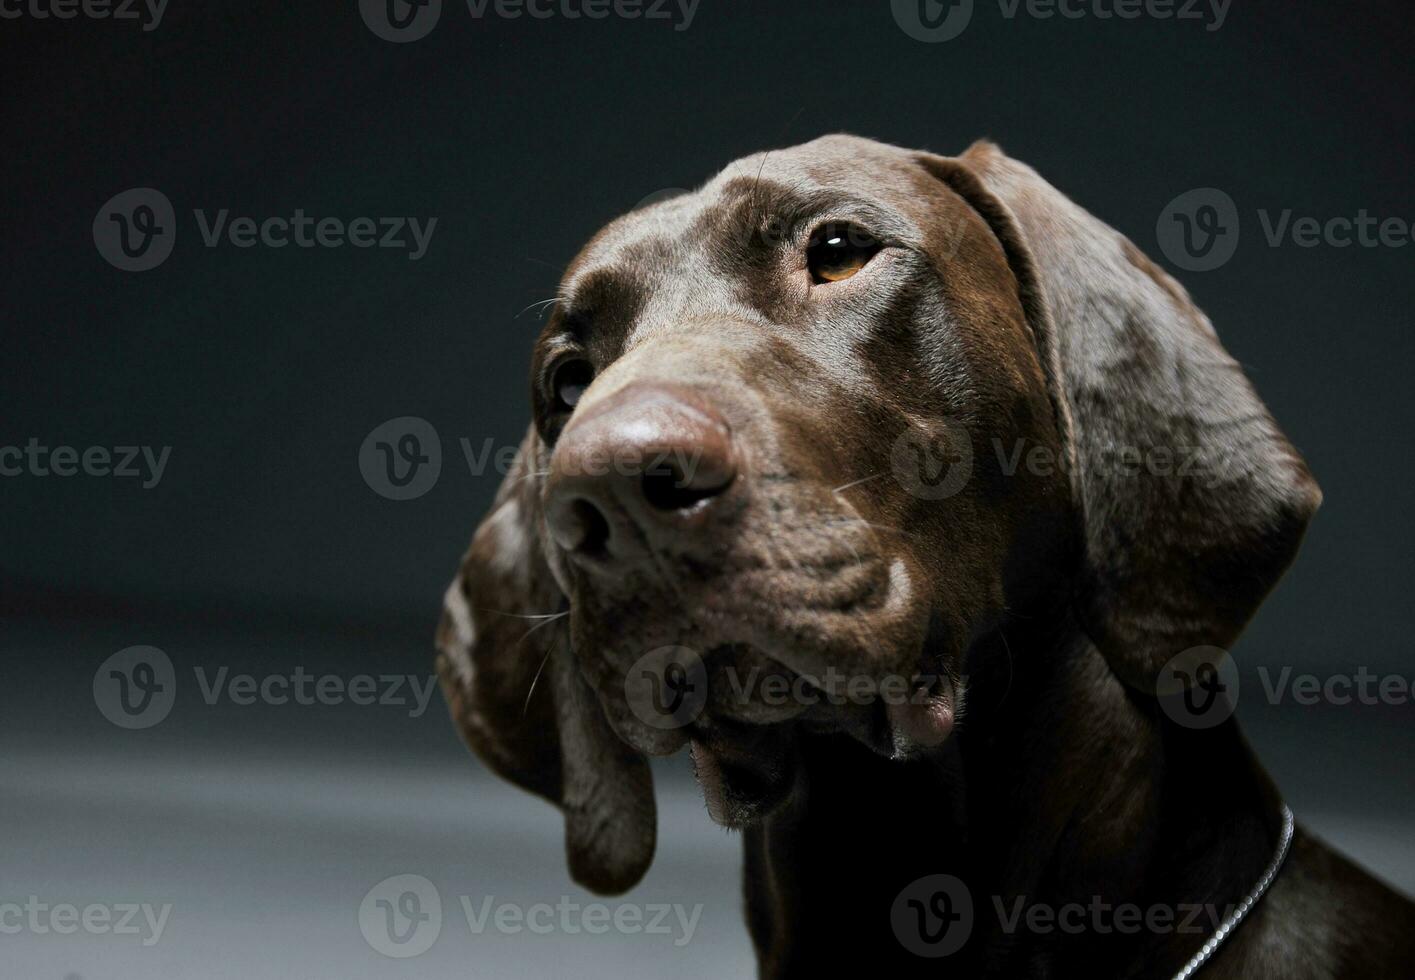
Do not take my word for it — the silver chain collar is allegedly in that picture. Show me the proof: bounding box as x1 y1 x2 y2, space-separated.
1171 803 1296 980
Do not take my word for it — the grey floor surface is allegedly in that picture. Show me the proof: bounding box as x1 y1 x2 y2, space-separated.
4 744 753 979
3 619 1412 978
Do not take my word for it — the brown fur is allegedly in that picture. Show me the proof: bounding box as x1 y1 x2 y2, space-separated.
436 136 1414 976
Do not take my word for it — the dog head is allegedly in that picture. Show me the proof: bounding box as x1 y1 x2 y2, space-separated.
436 136 1320 893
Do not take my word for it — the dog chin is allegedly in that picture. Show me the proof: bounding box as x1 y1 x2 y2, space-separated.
688 718 799 828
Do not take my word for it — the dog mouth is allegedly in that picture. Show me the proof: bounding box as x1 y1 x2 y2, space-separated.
683 660 960 827
573 555 923 745
561 506 948 825
580 620 959 826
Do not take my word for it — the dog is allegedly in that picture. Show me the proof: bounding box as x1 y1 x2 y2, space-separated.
435 136 1415 977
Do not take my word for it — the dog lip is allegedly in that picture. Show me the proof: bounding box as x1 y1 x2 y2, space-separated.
886 687 956 749
592 682 691 757
688 724 797 828
688 738 729 823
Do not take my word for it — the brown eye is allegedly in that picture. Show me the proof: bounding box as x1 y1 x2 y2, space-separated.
551 358 594 411
806 224 881 284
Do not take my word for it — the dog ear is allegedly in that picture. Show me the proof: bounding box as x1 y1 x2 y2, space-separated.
435 425 657 894
922 142 1322 692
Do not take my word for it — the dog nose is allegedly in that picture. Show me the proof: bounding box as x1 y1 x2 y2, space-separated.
545 385 738 561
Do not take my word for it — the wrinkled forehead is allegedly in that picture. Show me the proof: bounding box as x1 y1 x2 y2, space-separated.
552 137 933 335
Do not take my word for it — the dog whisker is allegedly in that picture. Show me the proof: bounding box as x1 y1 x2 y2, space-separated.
479 608 569 620
831 472 884 495
522 639 558 716
506 468 551 487
813 511 908 572
748 105 805 219
517 612 570 645
825 517 914 539
516 297 561 320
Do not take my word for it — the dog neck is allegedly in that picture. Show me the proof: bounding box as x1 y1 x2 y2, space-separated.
741 611 1289 977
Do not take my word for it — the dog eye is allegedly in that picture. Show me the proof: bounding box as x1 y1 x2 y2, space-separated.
806 224 881 284
551 358 594 411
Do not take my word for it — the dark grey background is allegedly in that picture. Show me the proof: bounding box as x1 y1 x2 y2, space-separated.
3 2 1412 977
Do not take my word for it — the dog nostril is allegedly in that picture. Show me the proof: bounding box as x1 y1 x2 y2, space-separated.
641 460 730 512
569 498 611 555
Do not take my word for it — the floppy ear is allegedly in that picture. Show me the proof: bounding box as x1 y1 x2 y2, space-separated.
923 142 1322 692
435 425 657 894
